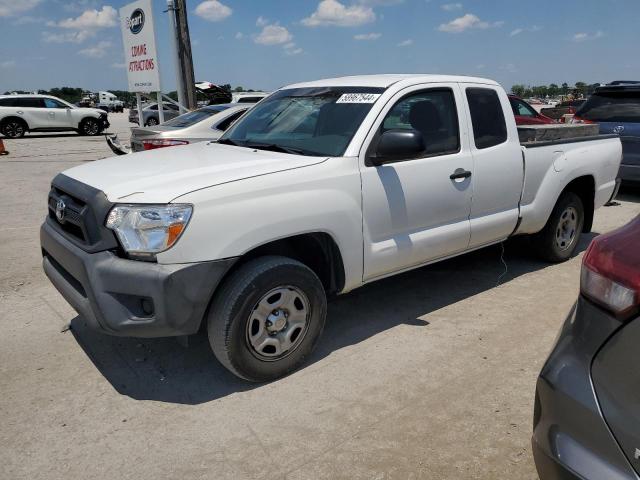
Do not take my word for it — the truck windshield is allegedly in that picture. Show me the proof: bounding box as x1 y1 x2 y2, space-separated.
219 87 385 156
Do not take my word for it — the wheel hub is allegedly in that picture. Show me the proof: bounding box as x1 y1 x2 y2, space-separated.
555 206 578 250
246 286 310 360
266 309 288 333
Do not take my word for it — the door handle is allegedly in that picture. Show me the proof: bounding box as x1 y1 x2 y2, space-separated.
450 168 472 180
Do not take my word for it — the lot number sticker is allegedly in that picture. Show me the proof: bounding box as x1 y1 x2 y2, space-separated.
336 93 381 104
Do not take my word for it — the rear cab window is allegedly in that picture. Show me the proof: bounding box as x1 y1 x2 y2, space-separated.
466 88 508 149
576 89 640 123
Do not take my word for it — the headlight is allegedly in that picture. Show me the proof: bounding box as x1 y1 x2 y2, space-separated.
106 204 192 258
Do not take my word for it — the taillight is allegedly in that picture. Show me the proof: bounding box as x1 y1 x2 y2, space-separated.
581 216 640 318
142 139 189 150
570 115 594 124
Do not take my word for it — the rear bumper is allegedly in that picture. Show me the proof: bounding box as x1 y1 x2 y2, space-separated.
532 298 639 480
41 220 236 338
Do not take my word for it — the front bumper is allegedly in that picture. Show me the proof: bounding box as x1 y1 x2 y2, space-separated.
41 220 235 338
532 298 639 480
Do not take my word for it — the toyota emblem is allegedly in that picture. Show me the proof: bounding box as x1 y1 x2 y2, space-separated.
55 199 66 223
613 125 625 134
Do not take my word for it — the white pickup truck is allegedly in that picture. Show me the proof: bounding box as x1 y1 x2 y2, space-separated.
41 75 622 381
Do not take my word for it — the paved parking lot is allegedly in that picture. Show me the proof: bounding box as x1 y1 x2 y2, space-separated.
1 112 639 480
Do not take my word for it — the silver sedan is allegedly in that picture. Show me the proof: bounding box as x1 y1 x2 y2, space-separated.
129 104 252 152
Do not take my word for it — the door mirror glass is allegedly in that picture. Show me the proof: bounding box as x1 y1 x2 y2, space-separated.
373 129 425 164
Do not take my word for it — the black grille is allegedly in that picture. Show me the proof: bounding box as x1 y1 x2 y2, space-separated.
46 174 119 253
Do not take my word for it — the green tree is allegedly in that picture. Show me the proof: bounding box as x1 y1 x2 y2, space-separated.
511 84 527 97
561 83 570 95
574 82 588 97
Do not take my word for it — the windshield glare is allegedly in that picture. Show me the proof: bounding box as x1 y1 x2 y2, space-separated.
220 87 385 156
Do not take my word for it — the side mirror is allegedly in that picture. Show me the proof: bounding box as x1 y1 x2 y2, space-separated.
370 129 425 166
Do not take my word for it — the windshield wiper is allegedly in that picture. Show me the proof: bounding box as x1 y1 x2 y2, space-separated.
243 142 307 155
217 138 241 146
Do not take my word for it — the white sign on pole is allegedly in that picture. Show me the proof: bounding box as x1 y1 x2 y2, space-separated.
120 0 161 93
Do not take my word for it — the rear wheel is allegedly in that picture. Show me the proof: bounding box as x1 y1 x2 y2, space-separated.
533 192 585 262
79 118 101 136
1 118 27 138
207 256 327 382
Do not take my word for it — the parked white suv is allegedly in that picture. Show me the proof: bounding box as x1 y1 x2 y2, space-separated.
41 74 621 382
0 94 109 138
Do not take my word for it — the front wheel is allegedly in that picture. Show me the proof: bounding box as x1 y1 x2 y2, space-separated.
208 256 327 382
79 118 101 136
145 117 159 126
532 192 585 262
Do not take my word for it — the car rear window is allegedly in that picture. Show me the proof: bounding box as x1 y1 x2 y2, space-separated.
577 90 640 123
466 88 508 149
163 107 226 128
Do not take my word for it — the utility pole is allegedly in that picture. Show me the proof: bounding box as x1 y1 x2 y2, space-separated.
172 0 196 110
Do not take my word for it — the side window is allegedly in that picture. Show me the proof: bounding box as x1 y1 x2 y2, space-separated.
0 98 16 107
381 89 460 157
16 97 45 108
44 98 66 109
466 88 508 149
148 104 158 110
215 110 245 131
510 98 536 117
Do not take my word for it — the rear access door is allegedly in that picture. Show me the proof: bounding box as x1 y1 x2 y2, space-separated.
460 85 524 248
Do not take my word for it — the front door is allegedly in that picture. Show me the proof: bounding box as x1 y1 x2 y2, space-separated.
361 84 473 281
43 98 73 128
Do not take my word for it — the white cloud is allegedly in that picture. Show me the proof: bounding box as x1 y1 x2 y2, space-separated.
256 16 268 26
254 24 293 45
354 32 381 40
573 30 603 42
302 0 375 27
235 32 244 39
441 3 462 11
397 38 413 46
285 46 303 55
438 13 503 33
78 40 111 58
510 25 541 36
1 60 16 68
0 0 40 17
57 5 117 29
42 30 95 43
194 0 232 22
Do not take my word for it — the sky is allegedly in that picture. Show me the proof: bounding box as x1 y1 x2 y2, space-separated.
1 0 639 94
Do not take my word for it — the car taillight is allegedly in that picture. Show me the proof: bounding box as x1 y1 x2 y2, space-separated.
142 139 189 150
570 115 594 124
581 216 640 318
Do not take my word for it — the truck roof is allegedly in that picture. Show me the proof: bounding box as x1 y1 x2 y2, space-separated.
285 74 498 89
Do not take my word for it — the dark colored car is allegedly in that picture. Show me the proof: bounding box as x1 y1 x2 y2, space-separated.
533 215 640 480
508 95 555 125
574 83 640 184
540 100 585 122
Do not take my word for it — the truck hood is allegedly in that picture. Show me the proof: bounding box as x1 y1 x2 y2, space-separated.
63 142 328 203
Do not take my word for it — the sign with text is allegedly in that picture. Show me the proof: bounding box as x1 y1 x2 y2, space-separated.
120 0 161 93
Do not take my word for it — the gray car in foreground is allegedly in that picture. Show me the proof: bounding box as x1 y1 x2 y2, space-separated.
129 103 251 152
533 215 640 480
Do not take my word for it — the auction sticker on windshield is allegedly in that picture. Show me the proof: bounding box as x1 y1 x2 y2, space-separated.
336 93 381 104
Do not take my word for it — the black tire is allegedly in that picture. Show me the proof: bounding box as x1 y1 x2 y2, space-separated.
1 118 27 138
145 117 159 126
79 118 101 136
208 256 327 382
532 192 584 262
